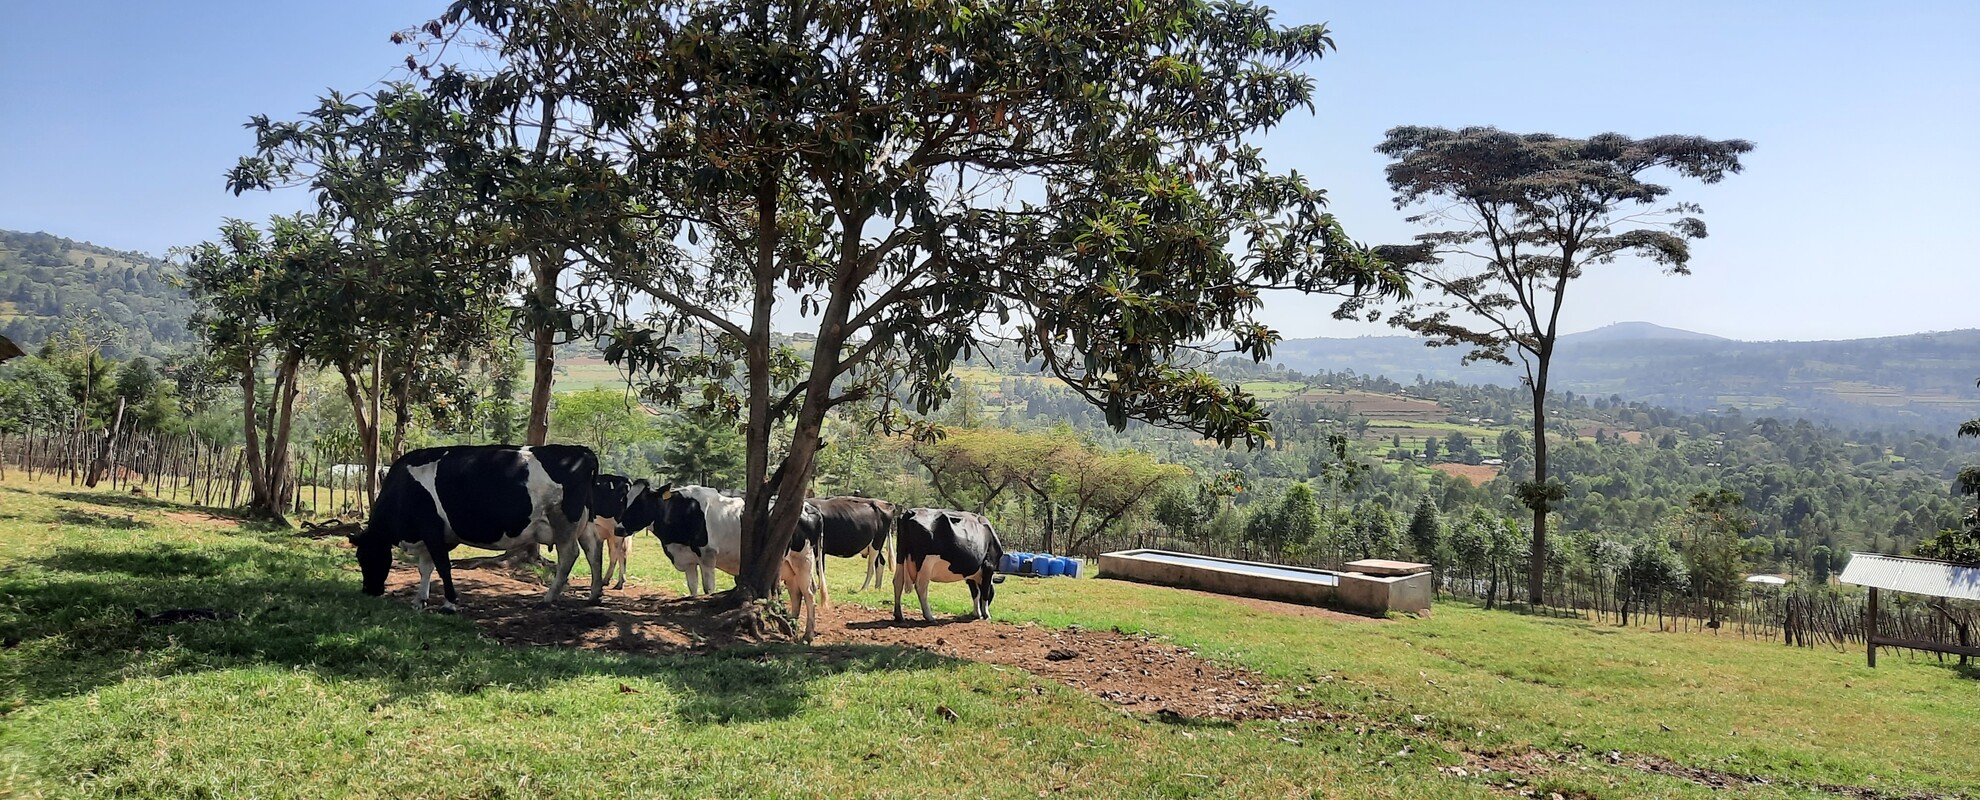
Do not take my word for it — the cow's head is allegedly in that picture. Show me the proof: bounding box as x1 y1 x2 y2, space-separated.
617 479 664 536
648 483 705 541
591 474 632 521
353 529 393 597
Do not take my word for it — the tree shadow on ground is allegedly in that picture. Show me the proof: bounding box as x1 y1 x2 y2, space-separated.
48 489 248 519
843 616 980 631
0 540 958 725
49 508 155 531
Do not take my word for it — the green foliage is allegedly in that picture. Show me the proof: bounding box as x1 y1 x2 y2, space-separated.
1673 490 1762 608
652 411 746 488
1619 539 1688 605
549 388 657 473
913 425 1187 552
1406 495 1444 567
0 356 72 433
1341 500 1403 561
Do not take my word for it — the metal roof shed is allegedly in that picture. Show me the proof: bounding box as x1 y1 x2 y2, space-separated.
1838 553 1980 667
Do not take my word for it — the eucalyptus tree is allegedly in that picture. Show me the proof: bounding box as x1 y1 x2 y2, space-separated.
1375 127 1753 604
434 0 1406 604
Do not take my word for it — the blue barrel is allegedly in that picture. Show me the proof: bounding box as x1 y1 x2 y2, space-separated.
1062 558 1082 579
998 552 1021 573
1043 557 1065 577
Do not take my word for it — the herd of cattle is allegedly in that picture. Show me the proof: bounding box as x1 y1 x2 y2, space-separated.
351 443 1006 637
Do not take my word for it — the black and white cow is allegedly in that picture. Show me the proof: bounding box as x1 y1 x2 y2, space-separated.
589 474 646 590
638 484 822 638
894 508 1005 623
353 444 601 610
801 495 896 601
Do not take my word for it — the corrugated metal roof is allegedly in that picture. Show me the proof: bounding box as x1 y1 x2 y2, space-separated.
1838 553 1980 601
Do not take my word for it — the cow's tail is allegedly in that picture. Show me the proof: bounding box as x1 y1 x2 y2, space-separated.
813 521 830 608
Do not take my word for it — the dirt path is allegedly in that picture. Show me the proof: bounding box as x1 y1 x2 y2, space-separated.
380 564 1315 720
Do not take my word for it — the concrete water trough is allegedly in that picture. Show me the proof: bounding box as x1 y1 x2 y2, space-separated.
1096 550 1432 616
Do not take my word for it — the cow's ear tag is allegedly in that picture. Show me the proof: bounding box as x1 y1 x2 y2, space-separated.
661 489 675 500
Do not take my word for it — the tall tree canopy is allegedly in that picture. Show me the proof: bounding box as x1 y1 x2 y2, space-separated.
1375 126 1752 604
402 0 1409 602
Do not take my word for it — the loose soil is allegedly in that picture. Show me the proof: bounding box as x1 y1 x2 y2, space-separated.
1429 462 1501 485
379 563 1318 721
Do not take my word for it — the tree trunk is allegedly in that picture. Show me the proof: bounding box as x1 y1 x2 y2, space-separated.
1528 376 1549 606
340 362 381 507
525 252 558 449
733 173 783 602
239 367 271 514
83 396 126 487
266 353 302 518
390 344 416 461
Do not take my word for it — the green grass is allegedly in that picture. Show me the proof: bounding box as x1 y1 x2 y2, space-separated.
2 477 1975 799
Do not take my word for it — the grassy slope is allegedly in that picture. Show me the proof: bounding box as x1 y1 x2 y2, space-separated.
1 478 1974 799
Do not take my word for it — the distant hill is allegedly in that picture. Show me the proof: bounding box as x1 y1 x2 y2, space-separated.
1272 326 1980 431
1561 321 1730 343
0 230 194 357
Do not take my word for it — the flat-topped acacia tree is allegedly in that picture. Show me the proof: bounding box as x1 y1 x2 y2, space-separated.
1376 126 1753 605
434 0 1409 607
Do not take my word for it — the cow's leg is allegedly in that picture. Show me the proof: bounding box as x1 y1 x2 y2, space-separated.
433 544 459 613
544 532 583 605
860 547 883 592
784 549 817 641
579 518 604 604
814 550 830 608
967 580 982 620
594 518 621 589
608 536 629 589
699 550 717 596
413 546 435 610
893 559 910 622
916 562 936 622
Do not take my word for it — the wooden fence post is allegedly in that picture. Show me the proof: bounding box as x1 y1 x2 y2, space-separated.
1866 587 1879 668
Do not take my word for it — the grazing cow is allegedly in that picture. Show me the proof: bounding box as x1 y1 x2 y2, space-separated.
589 474 643 590
352 444 601 611
800 496 897 602
641 484 821 638
894 508 1005 622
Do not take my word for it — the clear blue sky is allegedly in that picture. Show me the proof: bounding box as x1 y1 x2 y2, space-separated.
4 1 1975 342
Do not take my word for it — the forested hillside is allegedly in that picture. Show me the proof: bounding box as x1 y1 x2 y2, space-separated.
1274 323 1980 431
0 230 193 356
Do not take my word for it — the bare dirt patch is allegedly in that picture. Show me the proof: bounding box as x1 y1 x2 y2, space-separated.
379 563 1317 721
1430 462 1501 485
